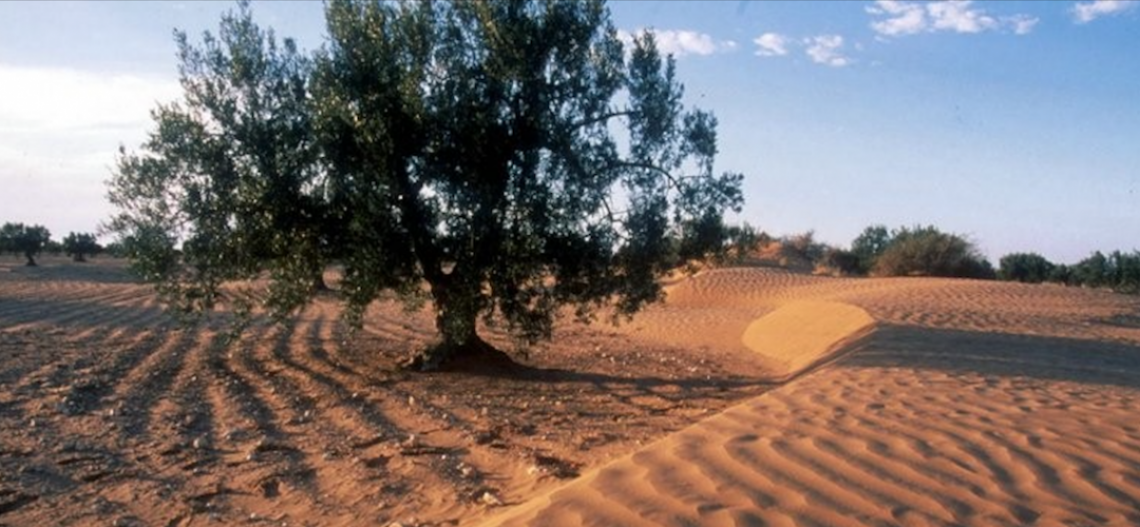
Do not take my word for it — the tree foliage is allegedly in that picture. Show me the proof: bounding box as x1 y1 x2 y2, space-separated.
870 225 994 279
850 224 890 274
63 232 103 262
997 252 1054 283
0 222 52 266
106 0 744 369
1067 250 1140 294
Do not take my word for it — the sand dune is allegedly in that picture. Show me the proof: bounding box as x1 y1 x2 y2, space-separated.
481 269 1140 526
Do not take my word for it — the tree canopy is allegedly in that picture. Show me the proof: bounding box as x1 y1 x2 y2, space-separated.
106 0 744 369
63 232 103 263
0 222 52 266
870 225 994 279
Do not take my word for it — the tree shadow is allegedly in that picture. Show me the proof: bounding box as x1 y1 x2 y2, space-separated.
430 350 775 393
837 324 1140 390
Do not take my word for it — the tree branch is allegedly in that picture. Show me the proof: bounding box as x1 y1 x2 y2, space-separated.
568 109 638 130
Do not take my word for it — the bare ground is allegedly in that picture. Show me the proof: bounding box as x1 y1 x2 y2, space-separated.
0 257 775 527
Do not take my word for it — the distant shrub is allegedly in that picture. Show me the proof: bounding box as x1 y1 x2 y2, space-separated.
1072 251 1110 288
781 230 826 265
672 218 768 268
998 252 1055 283
1107 251 1140 294
1048 264 1073 285
851 224 891 274
718 222 764 264
816 248 862 276
1057 250 1140 294
103 241 129 258
871 225 994 279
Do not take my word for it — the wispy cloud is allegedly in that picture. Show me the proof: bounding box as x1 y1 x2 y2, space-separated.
754 33 790 57
752 32 853 67
617 29 736 58
1008 14 1040 35
1072 0 1138 23
868 0 1039 37
804 35 851 67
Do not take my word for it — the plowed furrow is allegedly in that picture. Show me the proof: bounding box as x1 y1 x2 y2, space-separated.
0 288 147 332
115 329 201 439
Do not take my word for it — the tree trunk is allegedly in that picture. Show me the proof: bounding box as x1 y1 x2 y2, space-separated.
311 268 329 292
24 252 36 267
404 274 512 371
73 254 86 263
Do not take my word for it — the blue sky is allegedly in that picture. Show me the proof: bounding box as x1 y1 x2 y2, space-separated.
1 0 1137 263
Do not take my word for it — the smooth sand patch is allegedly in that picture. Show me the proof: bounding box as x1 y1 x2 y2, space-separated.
740 300 875 380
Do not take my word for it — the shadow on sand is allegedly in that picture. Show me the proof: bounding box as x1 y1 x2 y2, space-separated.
839 324 1140 390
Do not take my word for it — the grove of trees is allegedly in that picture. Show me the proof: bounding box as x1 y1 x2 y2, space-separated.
1000 250 1140 294
106 0 744 369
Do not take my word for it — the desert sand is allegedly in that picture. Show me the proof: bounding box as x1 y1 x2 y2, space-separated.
3 258 1140 526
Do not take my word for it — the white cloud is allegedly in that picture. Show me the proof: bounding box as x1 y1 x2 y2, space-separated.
617 29 735 58
804 35 850 67
1007 14 1040 35
868 0 1038 37
927 0 998 33
753 33 790 57
1072 0 1138 23
868 0 927 36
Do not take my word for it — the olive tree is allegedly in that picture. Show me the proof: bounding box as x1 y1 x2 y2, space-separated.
63 232 102 262
107 0 744 370
0 222 52 266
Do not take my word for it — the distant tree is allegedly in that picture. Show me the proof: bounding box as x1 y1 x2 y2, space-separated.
43 239 64 256
719 222 762 264
1072 251 1110 288
0 222 52 266
102 239 133 259
851 224 891 274
872 225 994 279
1107 251 1140 294
781 230 825 264
1048 263 1073 285
997 252 1054 283
63 232 103 262
817 248 861 276
106 0 744 370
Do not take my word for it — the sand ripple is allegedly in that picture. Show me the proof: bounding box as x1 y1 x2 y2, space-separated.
483 269 1140 526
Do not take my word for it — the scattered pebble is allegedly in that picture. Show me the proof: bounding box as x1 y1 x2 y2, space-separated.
480 491 503 507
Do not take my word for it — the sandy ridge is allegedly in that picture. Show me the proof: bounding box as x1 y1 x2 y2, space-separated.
478 268 1140 527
